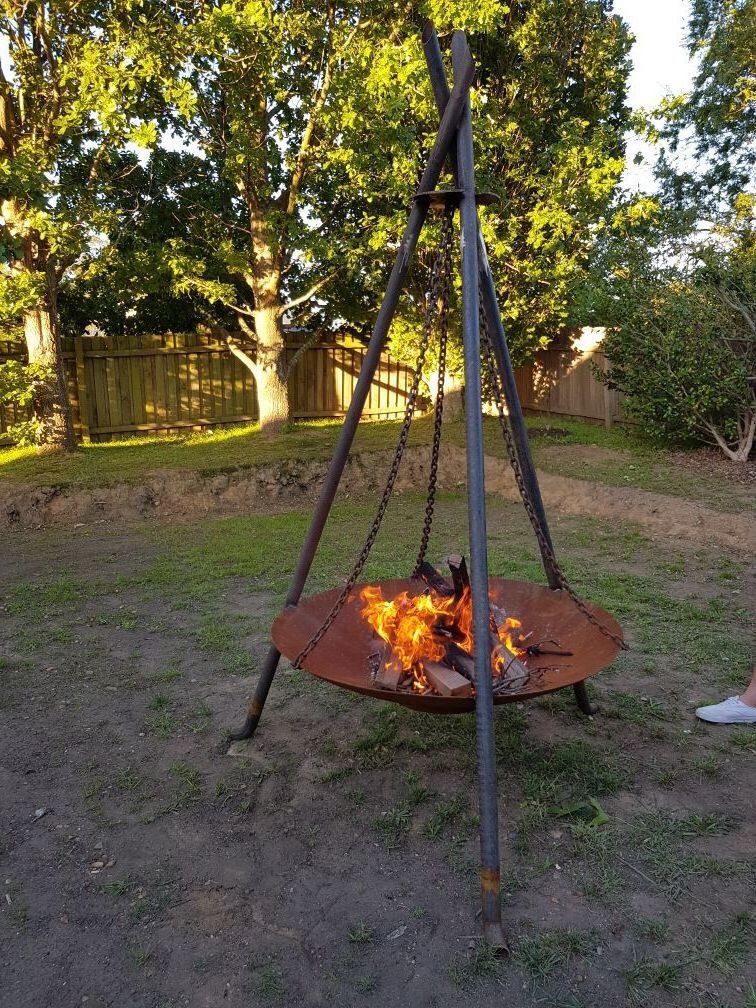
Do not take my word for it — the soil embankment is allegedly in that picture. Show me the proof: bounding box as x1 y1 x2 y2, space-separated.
0 445 753 551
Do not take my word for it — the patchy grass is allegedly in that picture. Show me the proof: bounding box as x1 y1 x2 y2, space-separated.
1 413 750 514
347 922 375 945
625 954 684 1002
252 962 287 1002
529 426 754 513
449 939 503 987
373 801 413 849
628 811 745 897
167 761 204 810
635 917 671 943
2 489 754 1008
513 928 594 985
704 913 753 976
0 417 436 487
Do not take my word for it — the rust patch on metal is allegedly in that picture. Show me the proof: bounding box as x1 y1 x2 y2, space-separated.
480 867 501 893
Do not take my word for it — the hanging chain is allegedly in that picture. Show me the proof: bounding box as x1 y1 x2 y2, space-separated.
413 207 454 574
293 208 456 668
479 291 628 651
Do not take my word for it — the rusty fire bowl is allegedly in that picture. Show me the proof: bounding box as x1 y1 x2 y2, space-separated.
272 578 623 714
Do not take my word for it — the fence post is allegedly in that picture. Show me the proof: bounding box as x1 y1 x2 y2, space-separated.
74 336 91 442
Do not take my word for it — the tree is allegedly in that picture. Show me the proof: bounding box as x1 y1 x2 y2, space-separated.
145 1 631 433
0 1 188 446
653 0 754 222
596 229 754 460
586 0 755 461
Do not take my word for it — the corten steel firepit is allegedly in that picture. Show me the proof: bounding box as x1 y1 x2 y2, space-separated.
230 23 626 952
273 578 622 714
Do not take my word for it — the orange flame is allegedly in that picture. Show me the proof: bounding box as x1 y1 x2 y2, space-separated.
359 583 525 693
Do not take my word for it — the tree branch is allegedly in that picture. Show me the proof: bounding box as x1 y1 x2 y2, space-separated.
279 271 337 316
281 3 336 219
225 333 258 375
716 287 756 336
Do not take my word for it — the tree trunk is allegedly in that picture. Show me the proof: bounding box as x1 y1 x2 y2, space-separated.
252 306 289 436
426 368 464 422
24 278 76 450
2 188 75 448
704 414 755 463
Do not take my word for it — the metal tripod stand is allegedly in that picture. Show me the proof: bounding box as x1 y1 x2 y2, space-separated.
229 24 611 949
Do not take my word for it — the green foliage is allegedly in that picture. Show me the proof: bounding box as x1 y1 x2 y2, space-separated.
0 272 45 334
65 2 631 369
597 234 755 457
578 0 755 463
0 358 54 445
654 0 755 218
1 1 190 440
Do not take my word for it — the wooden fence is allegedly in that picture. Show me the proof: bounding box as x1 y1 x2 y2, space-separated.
0 330 625 444
0 332 416 443
514 347 626 427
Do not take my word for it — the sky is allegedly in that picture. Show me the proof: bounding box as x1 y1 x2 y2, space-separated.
612 0 697 190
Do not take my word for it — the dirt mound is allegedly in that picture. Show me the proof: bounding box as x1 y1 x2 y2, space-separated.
0 445 753 552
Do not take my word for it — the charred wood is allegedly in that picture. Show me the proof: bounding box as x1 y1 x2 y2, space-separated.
414 561 455 597
447 554 470 601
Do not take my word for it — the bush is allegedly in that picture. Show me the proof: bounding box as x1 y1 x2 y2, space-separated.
597 244 755 461
0 359 53 446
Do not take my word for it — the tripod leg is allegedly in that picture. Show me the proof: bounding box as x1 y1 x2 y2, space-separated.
452 32 507 953
476 242 559 585
422 21 557 591
573 680 597 715
228 65 475 741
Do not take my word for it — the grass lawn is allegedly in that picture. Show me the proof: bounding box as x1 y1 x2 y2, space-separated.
0 414 751 514
1 490 754 1007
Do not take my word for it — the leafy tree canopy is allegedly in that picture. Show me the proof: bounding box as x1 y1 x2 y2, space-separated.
73 2 632 370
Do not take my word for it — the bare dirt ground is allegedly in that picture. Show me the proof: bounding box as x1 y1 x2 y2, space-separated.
1 491 754 1008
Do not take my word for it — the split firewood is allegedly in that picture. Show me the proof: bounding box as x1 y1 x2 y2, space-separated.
423 660 474 697
373 643 404 690
490 602 510 632
447 554 470 600
490 624 530 684
415 561 455 597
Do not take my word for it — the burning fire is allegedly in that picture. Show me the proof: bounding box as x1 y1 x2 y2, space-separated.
359 582 525 694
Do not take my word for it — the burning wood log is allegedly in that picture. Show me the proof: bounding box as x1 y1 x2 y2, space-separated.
415 561 455 597
447 554 469 600
372 643 404 691
443 640 476 683
489 601 531 684
492 644 529 681
423 660 474 697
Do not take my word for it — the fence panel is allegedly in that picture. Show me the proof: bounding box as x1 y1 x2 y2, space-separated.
1 331 626 444
514 347 626 426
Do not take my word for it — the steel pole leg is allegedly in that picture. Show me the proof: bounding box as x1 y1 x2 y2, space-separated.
573 680 597 715
229 61 475 741
476 240 558 578
452 32 506 951
422 21 558 585
422 23 590 719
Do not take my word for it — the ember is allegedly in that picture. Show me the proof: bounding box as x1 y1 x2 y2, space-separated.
361 556 532 696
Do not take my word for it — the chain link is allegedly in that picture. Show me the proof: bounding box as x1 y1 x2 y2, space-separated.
293 205 626 668
413 208 454 574
479 291 628 651
293 208 455 668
